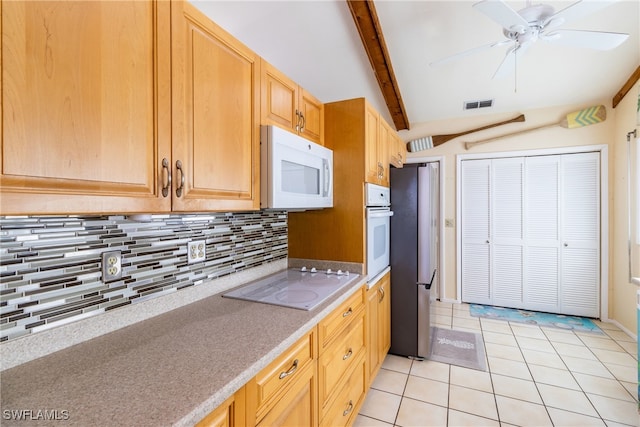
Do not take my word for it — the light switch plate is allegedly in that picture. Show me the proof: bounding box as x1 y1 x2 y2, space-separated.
102 250 122 282
188 241 206 264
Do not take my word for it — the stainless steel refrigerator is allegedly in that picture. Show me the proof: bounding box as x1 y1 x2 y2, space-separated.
389 163 439 359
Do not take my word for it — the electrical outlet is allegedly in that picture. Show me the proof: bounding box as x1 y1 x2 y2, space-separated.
102 250 122 282
445 218 455 228
188 241 206 264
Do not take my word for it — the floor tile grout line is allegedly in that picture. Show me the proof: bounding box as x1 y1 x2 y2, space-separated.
358 307 638 426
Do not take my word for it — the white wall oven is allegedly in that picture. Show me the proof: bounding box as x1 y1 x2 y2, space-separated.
260 125 333 210
366 183 393 280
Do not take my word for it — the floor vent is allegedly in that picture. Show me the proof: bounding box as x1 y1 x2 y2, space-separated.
464 99 494 110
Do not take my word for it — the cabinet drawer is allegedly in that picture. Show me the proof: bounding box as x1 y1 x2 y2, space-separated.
320 354 366 427
318 315 365 407
318 287 365 348
254 328 317 418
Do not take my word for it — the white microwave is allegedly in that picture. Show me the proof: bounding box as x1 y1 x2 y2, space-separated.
260 125 333 210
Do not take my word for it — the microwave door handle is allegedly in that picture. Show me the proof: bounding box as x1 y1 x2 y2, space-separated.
323 159 330 197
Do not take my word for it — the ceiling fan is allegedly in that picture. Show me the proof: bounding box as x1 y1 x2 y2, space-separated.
431 0 630 79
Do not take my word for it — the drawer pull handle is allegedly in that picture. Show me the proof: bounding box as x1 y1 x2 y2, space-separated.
378 287 385 303
342 308 353 318
278 359 299 380
343 400 354 417
343 348 353 360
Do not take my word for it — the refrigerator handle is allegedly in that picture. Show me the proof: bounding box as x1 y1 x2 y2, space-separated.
417 269 437 290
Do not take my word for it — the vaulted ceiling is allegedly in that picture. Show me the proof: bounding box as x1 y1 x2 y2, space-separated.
194 0 639 134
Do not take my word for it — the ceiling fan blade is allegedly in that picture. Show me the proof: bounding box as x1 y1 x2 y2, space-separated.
543 29 629 50
543 0 620 32
473 0 529 33
492 42 530 79
430 40 511 66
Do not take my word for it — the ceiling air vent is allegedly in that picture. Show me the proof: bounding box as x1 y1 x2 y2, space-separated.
464 99 494 110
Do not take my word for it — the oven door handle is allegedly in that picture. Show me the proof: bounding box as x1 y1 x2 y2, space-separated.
367 210 394 219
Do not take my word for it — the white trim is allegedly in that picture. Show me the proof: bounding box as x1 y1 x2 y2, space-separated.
405 155 447 302
605 318 637 341
456 144 609 320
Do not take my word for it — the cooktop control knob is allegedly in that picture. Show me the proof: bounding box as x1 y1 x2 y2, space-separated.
300 266 307 272
310 267 317 273
326 268 332 275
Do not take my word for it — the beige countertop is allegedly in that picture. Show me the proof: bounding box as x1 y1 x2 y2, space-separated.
0 270 366 427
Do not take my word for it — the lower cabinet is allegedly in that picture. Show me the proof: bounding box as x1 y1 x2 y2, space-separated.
247 329 318 427
318 287 366 427
366 271 391 386
255 363 317 427
198 285 379 427
195 388 246 427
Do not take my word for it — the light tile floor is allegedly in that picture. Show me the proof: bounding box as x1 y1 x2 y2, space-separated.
355 301 639 427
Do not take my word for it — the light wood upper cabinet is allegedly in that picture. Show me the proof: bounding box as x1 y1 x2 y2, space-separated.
389 133 406 169
377 119 393 187
1 0 172 214
363 101 394 187
261 60 324 146
1 0 261 214
171 1 260 212
364 103 381 185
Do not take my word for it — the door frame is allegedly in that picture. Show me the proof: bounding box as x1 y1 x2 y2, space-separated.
403 156 446 302
456 145 609 320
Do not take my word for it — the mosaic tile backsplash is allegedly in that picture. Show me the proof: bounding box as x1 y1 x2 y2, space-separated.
0 212 288 343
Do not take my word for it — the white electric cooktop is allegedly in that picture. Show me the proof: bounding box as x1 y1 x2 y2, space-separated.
222 267 359 310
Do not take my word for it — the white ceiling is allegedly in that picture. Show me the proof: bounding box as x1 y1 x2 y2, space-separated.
193 0 639 132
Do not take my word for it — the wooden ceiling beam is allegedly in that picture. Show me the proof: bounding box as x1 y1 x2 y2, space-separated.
347 0 410 131
612 65 640 108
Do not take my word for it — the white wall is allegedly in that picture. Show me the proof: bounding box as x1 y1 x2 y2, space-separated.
398 99 638 332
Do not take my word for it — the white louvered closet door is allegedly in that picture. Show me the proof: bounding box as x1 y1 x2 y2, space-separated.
492 158 524 307
461 152 600 317
525 155 561 313
461 159 491 304
561 152 600 317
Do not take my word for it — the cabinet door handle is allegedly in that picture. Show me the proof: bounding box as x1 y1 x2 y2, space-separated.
378 287 385 303
342 348 353 360
295 110 300 132
278 359 299 379
161 158 172 198
342 307 353 318
175 160 185 198
342 400 354 417
299 111 305 132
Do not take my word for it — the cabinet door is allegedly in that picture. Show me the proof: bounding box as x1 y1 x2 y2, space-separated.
172 2 260 212
378 273 391 360
378 120 392 187
196 388 245 427
364 104 381 185
256 363 317 427
1 0 172 214
298 88 324 146
366 283 380 386
261 61 298 133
